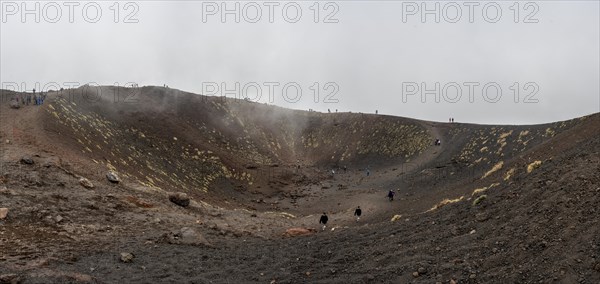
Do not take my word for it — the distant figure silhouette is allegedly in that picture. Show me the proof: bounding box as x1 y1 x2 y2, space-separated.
435 138 441 146
319 213 328 231
354 206 362 221
387 190 395 201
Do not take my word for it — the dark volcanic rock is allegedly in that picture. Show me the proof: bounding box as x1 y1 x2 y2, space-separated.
106 171 120 184
169 192 190 207
20 156 34 165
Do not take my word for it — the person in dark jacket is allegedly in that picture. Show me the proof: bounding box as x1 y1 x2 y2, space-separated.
319 212 328 231
387 190 395 201
354 206 362 222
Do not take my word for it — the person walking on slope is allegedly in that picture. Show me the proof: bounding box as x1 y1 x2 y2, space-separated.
319 212 328 231
354 206 362 222
387 190 395 201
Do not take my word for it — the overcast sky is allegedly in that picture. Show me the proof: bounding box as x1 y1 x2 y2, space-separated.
1 1 599 124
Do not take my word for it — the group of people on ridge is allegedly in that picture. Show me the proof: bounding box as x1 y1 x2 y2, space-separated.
13 89 46 106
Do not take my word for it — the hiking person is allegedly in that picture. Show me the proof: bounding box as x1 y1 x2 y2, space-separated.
354 206 362 221
319 213 328 231
387 190 395 201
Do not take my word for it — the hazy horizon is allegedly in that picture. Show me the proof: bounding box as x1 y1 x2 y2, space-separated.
2 1 599 125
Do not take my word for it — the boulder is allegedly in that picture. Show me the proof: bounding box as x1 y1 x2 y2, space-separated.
79 177 94 189
20 156 34 165
120 252 134 263
475 213 489 222
0 208 8 219
179 227 210 245
159 227 211 246
169 192 190 207
106 171 120 184
282 227 317 237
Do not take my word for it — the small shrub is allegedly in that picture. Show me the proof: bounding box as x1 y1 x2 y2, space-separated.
527 160 542 173
473 195 487 206
482 161 504 179
428 196 464 211
504 168 515 181
471 183 499 196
